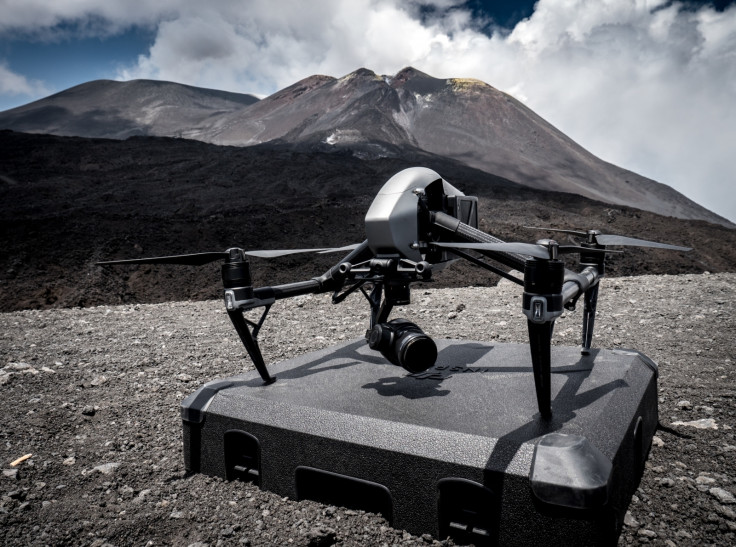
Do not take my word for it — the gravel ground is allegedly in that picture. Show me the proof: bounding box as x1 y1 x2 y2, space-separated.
1 272 735 546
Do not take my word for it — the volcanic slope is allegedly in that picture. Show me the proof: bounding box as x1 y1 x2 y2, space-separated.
2 130 736 312
0 79 259 140
0 68 729 227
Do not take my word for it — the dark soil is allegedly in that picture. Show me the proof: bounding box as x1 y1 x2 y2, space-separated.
1 130 734 313
1 131 735 546
1 274 734 546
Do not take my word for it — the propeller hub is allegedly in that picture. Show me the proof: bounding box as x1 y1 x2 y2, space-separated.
536 239 559 260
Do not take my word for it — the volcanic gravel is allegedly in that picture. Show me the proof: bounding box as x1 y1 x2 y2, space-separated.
1 272 735 546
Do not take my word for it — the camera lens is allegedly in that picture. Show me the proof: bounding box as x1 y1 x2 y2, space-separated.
397 333 437 373
368 319 437 373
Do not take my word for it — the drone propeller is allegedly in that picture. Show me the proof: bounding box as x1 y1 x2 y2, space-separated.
524 227 691 251
431 241 614 260
96 244 362 266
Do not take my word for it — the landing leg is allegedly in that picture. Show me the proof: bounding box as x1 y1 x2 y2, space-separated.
581 284 599 355
227 309 276 385
527 319 554 420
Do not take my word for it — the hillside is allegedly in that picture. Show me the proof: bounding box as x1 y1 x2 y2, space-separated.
0 68 729 227
1 131 734 312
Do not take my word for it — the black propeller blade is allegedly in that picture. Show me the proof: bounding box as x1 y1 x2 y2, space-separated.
592 234 691 250
97 244 362 266
524 226 691 251
96 252 229 266
431 241 614 260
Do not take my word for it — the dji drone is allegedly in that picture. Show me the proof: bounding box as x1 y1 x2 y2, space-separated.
99 167 689 419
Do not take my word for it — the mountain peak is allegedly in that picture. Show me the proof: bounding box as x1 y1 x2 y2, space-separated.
447 77 493 94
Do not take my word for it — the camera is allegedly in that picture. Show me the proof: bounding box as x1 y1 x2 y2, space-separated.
368 319 438 373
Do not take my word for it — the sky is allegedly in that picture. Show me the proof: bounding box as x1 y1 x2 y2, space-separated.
1 0 735 223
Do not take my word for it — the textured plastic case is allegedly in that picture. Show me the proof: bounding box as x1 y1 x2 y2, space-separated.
182 339 657 546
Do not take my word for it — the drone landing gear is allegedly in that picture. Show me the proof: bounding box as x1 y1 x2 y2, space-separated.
527 320 554 420
581 284 599 356
523 258 565 420
227 306 276 385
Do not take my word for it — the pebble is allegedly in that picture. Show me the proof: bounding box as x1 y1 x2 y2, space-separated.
624 511 640 527
90 376 107 386
170 510 185 519
677 400 693 410
709 487 736 504
3 468 18 479
92 462 121 475
672 418 718 429
82 405 96 416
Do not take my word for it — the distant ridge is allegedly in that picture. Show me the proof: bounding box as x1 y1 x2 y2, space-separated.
0 79 259 140
0 68 730 228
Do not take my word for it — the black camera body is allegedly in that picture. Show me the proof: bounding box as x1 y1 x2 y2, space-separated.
368 318 438 373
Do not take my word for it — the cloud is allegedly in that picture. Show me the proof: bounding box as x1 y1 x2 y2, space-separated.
0 0 734 220
0 62 49 97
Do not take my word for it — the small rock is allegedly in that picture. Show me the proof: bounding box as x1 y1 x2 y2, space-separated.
659 477 675 487
624 511 640 527
637 528 657 538
92 462 121 475
90 376 107 386
677 400 693 410
447 312 457 319
672 418 718 429
170 510 185 519
696 475 716 486
716 505 736 519
82 405 96 416
306 526 337 547
62 457 75 466
651 436 664 447
3 469 18 479
220 527 234 537
710 487 735 504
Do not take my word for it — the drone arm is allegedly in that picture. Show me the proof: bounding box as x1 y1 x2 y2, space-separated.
233 240 373 310
431 211 527 271
561 266 599 307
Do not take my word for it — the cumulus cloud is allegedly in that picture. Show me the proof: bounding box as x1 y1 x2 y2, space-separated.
0 0 734 220
0 63 49 97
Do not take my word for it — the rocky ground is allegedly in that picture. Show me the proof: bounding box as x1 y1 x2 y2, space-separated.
1 272 735 546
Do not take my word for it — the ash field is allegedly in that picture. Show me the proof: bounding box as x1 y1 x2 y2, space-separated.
1 274 735 546
1 130 736 546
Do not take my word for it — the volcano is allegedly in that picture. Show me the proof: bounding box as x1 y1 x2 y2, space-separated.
0 67 729 227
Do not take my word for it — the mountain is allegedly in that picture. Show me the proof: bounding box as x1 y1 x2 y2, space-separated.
4 130 736 311
0 79 259 139
0 68 730 227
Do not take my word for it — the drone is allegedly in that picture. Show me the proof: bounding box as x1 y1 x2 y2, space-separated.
98 167 690 419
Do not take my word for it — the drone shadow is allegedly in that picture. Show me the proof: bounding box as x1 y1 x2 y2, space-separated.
360 343 495 399
241 339 386 386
